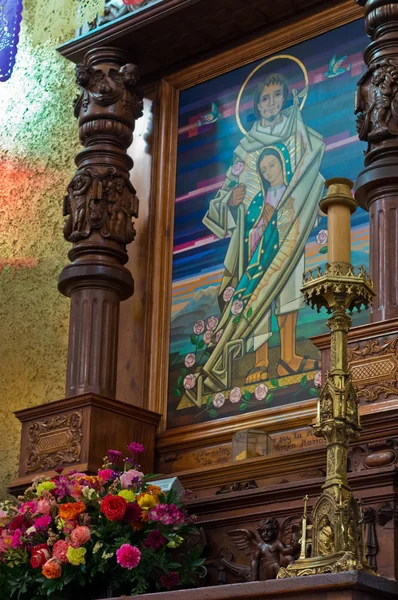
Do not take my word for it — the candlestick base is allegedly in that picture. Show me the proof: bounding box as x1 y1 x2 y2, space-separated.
278 551 374 578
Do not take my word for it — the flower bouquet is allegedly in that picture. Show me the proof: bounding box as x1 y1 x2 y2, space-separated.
0 443 204 599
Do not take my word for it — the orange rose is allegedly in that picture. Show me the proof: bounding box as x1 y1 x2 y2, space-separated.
42 558 62 579
58 501 86 520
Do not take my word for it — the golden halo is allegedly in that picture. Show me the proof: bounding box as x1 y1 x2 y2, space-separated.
236 54 309 135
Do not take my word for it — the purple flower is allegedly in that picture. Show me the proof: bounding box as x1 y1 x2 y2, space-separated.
52 475 72 499
127 442 144 455
144 529 167 550
107 450 123 464
147 503 185 526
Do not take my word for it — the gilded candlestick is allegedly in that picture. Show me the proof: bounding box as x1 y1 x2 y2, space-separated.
278 178 375 578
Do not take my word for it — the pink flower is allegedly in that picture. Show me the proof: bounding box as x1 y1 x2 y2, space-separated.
231 299 244 315
231 161 244 177
183 374 196 390
184 353 196 368
120 469 144 489
203 331 212 345
316 229 328 245
229 387 242 403
223 286 235 302
193 320 205 335
127 442 144 454
19 501 37 515
215 329 223 342
147 503 185 525
34 515 51 530
254 383 268 401
11 529 23 549
144 529 167 550
116 544 141 569
206 316 219 331
71 526 91 547
98 469 114 483
314 370 322 388
213 392 225 408
63 520 77 535
37 499 54 515
52 540 69 564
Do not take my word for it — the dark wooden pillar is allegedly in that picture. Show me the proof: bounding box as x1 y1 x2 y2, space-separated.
58 48 142 398
355 0 398 322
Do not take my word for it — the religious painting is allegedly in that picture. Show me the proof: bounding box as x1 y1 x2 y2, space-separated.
167 19 369 429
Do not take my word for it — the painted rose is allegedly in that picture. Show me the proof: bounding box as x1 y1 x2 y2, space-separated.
184 353 196 368
206 316 219 331
120 469 144 489
231 161 244 177
229 387 242 403
316 229 328 245
231 299 244 315
215 329 223 342
314 370 322 388
71 526 91 547
222 286 235 302
254 383 268 401
30 544 51 569
193 319 205 335
203 330 213 345
213 392 225 408
183 374 196 390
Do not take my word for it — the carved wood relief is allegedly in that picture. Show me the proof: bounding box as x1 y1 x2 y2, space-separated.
25 411 83 473
348 336 398 402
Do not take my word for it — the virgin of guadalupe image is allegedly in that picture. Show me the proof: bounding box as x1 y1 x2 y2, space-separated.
191 65 326 398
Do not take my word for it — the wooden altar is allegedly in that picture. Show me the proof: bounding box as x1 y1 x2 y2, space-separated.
9 0 398 596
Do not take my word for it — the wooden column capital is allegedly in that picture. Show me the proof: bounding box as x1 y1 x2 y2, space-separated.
59 47 143 398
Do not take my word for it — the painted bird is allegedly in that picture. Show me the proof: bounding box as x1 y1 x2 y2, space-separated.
324 55 351 79
198 102 221 126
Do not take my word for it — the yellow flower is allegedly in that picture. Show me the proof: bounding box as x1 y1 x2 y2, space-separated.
66 546 87 566
36 481 56 494
137 493 157 511
118 490 136 503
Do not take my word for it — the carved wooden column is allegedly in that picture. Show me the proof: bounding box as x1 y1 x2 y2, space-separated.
9 48 161 495
355 0 398 322
58 48 141 398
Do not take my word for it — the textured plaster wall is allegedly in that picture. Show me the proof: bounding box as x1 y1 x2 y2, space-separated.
0 1 79 498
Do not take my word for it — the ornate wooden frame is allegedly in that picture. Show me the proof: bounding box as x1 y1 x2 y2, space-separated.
145 0 364 449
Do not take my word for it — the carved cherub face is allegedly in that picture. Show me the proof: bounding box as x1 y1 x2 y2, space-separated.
372 69 385 86
259 518 279 543
72 175 87 190
76 65 91 87
120 64 140 87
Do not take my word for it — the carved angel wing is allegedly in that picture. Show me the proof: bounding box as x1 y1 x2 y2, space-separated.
227 529 260 558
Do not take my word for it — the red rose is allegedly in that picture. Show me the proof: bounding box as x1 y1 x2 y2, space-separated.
30 543 51 568
100 494 127 521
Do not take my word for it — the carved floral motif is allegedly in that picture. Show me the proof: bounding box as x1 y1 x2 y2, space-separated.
348 337 398 402
26 412 83 473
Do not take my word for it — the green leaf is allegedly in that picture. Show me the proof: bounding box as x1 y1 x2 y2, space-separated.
266 393 274 403
232 315 242 324
181 367 188 375
309 387 319 397
270 378 280 387
246 307 253 318
244 389 251 401
239 403 248 411
208 409 218 418
198 340 205 349
319 246 328 254
300 375 307 387
173 388 181 397
177 375 183 386
190 335 198 345
206 395 213 406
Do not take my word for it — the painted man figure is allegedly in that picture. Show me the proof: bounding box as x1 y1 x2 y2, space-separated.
202 73 325 389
